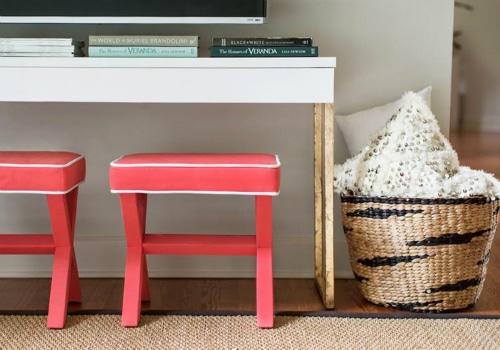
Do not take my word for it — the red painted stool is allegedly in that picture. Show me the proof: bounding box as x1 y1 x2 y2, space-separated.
0 151 86 328
109 153 280 328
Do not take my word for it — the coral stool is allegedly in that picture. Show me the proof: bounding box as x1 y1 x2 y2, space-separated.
0 151 86 328
109 153 281 328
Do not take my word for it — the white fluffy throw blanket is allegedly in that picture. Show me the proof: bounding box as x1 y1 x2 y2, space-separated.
334 91 500 198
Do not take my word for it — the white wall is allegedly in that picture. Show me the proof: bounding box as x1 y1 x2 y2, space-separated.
454 0 500 132
0 0 454 279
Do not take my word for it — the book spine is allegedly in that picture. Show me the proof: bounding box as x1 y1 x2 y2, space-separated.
209 46 318 57
88 46 198 58
0 38 76 46
212 37 313 46
0 52 77 57
88 35 199 47
0 45 78 53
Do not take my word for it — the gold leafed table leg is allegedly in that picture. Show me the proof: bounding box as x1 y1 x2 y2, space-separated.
314 102 335 309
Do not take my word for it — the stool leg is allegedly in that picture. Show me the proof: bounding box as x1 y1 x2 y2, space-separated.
46 189 82 329
141 254 150 301
68 253 81 302
122 246 146 327
48 246 71 329
64 188 82 302
119 193 150 327
255 195 274 328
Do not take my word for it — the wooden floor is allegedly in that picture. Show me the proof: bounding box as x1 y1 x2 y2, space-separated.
1 131 499 317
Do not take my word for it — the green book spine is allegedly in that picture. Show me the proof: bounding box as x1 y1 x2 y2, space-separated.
88 35 199 47
88 46 198 58
209 46 318 57
212 37 313 46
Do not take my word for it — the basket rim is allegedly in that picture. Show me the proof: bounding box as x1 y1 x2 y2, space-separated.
339 195 500 205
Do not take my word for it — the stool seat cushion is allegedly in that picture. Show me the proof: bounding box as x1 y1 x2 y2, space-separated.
0 151 86 194
109 153 280 195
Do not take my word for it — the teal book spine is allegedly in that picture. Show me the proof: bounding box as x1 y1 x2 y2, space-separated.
88 46 198 58
209 46 318 57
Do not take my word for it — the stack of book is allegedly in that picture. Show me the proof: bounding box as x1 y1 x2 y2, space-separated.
0 38 84 57
87 35 199 58
209 37 317 57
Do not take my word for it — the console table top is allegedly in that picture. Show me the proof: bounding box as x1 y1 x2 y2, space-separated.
0 57 336 69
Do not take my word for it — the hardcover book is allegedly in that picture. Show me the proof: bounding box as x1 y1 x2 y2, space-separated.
209 46 318 57
88 46 198 58
0 38 84 47
88 35 199 47
212 37 313 46
0 44 81 53
0 51 82 57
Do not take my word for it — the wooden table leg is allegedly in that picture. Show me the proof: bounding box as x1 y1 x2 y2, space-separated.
314 102 335 308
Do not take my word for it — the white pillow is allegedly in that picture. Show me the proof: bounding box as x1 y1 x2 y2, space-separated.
336 86 432 156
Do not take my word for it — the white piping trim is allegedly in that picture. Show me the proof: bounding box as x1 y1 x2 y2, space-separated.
110 155 280 168
111 163 280 168
0 180 85 194
110 189 279 196
0 155 84 168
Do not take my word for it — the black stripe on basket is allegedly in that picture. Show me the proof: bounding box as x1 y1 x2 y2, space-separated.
478 251 490 265
425 278 483 294
357 254 429 267
353 272 369 282
407 229 490 246
494 206 500 216
340 195 498 206
386 301 478 313
383 301 443 312
346 208 423 219
342 225 353 233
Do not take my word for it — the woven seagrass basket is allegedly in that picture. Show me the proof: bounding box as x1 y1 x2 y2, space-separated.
340 195 500 312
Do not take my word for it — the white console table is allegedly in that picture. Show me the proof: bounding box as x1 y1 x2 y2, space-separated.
0 56 336 308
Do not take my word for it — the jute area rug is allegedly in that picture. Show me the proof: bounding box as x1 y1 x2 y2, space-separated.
1 315 499 350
